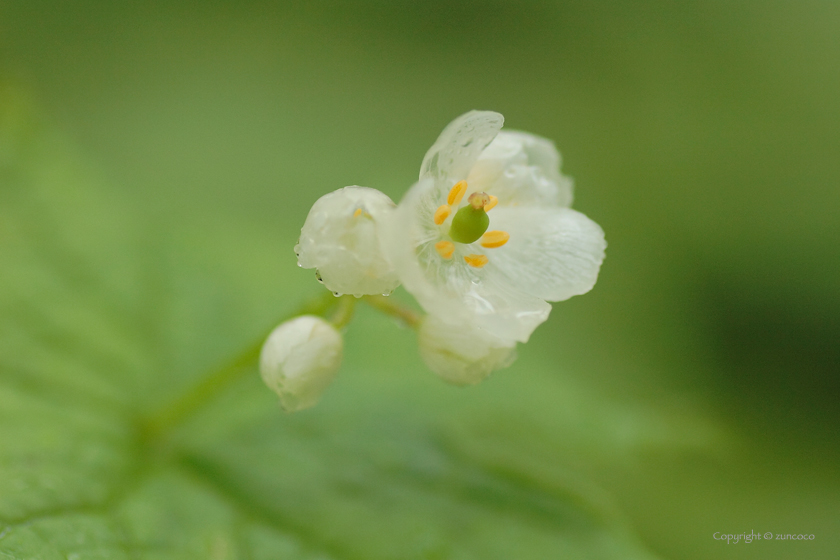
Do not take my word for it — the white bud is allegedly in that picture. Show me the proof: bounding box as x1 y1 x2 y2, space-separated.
417 315 517 386
259 315 343 412
295 186 401 297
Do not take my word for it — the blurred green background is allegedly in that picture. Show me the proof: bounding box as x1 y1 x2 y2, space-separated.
1 1 838 558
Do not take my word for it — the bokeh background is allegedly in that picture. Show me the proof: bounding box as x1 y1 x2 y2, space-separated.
2 1 838 558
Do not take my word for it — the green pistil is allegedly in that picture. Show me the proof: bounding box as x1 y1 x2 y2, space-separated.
449 205 489 244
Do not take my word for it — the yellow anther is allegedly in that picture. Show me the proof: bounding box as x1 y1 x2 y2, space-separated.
447 180 468 205
464 254 489 268
433 204 451 225
484 194 498 212
435 240 455 259
353 208 363 218
480 230 510 249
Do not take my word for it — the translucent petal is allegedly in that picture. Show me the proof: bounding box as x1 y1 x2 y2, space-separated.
418 315 517 386
488 206 606 302
419 111 504 184
466 130 574 208
296 186 400 297
380 179 551 343
259 316 343 412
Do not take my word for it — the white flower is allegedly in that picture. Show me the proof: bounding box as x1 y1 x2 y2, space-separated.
379 111 606 343
259 315 343 412
296 186 400 297
417 315 517 386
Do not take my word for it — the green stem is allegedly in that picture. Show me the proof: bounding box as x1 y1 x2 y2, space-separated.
362 295 422 329
329 295 357 329
140 291 339 442
140 292 420 443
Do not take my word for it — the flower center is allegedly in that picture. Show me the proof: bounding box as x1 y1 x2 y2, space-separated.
449 193 490 244
432 181 510 267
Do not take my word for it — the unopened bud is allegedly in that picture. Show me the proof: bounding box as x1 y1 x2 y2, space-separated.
259 315 343 412
295 186 400 297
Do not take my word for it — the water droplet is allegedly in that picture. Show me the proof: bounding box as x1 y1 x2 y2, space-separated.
332 291 341 297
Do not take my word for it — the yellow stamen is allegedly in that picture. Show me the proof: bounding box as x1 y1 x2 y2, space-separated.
484 195 498 212
480 230 510 249
433 204 451 225
464 254 489 268
353 208 363 218
447 180 468 205
435 240 455 259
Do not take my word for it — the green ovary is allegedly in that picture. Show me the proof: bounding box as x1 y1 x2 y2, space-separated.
448 205 489 244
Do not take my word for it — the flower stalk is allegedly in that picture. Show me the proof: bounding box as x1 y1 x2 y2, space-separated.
362 295 421 329
140 293 421 439
139 291 339 442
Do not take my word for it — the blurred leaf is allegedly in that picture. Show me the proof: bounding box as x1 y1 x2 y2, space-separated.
2 2 839 558
0 89 663 558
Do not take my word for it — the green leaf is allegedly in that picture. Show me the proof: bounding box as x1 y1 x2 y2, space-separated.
0 88 664 559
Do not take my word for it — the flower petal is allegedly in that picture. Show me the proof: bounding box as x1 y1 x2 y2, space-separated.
380 179 551 343
488 206 606 302
420 111 504 184
418 315 517 386
466 130 574 208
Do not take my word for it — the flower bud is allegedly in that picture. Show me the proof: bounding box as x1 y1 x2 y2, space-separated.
259 315 343 412
295 186 400 297
417 315 517 386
